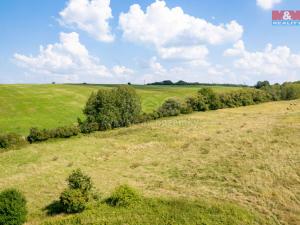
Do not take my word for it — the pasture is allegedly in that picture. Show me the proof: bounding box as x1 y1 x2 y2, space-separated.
0 99 299 224
0 84 238 135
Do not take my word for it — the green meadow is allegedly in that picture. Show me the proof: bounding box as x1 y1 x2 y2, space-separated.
0 84 238 135
0 98 299 224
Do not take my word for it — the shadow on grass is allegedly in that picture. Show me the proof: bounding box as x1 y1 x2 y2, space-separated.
43 200 63 216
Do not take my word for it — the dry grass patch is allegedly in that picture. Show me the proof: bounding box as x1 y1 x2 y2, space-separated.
0 100 299 224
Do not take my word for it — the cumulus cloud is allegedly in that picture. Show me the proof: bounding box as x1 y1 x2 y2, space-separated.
119 0 243 63
224 40 300 82
256 0 282 10
112 65 134 75
59 0 114 42
14 32 133 83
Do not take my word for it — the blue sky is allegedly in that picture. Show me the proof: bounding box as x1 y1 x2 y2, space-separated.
1 0 300 84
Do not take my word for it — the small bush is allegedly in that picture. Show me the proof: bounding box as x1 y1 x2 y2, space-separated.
158 98 182 117
59 189 87 214
57 169 93 214
198 88 222 110
179 100 193 114
106 185 140 207
281 84 300 100
0 133 27 150
67 169 93 194
0 189 27 225
78 120 99 134
186 95 208 112
51 126 80 138
27 128 50 143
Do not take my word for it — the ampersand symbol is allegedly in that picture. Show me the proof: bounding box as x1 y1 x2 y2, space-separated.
283 11 292 20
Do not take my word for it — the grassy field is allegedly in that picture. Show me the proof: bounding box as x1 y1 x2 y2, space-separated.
0 99 299 224
0 84 238 135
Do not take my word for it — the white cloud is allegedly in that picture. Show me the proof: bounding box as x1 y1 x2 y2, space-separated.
224 40 300 82
133 56 246 85
119 0 243 63
256 0 282 10
112 65 134 75
59 0 114 42
158 46 209 61
149 57 167 75
14 32 133 83
120 1 243 46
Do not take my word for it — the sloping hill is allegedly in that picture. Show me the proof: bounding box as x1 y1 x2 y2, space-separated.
0 100 299 224
0 84 238 135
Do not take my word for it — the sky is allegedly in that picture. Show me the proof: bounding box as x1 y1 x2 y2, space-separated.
1 0 300 85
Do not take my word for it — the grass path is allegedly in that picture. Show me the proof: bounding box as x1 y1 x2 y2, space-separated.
0 100 299 224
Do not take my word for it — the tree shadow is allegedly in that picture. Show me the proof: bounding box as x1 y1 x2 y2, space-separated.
43 200 63 216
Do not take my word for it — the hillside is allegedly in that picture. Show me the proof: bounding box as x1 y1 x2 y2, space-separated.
0 100 299 224
0 84 238 135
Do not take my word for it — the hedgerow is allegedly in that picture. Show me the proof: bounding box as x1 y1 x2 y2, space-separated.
1 82 299 150
0 133 27 150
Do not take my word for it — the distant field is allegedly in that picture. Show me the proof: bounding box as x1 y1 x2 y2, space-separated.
0 100 299 224
0 84 239 135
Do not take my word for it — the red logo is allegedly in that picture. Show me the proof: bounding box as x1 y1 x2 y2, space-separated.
272 10 300 20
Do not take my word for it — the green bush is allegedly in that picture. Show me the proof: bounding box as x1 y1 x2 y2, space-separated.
27 128 50 143
83 86 141 130
59 189 87 214
158 98 182 117
198 88 222 110
78 120 99 134
27 125 79 143
0 133 27 150
0 189 27 225
179 100 193 114
219 89 270 108
281 83 300 100
51 126 80 138
106 185 140 207
185 95 208 112
67 169 93 194
113 86 142 126
58 169 93 214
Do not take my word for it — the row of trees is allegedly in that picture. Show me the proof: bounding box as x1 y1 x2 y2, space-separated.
1 82 299 149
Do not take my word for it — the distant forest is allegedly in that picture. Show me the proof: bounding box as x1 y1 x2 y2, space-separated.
147 80 249 87
147 80 300 87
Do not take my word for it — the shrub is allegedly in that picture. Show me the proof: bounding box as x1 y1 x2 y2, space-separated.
0 189 27 225
0 133 27 150
179 100 193 114
198 88 222 110
280 84 300 100
185 95 208 112
83 86 141 130
58 169 93 214
67 169 93 195
83 90 119 130
106 185 140 207
27 128 50 143
78 120 99 134
158 98 182 117
59 189 87 214
51 126 80 138
113 86 142 126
